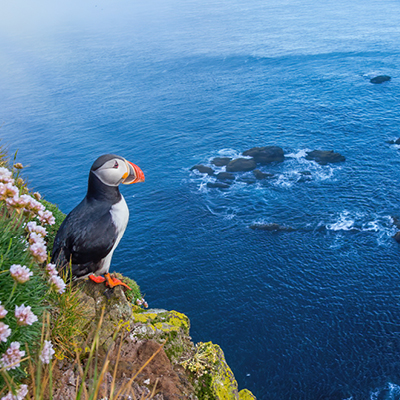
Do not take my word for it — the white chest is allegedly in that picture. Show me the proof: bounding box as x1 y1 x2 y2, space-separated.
97 196 129 275
110 195 129 242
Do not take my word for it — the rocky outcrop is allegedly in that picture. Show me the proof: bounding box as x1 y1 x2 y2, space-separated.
190 165 215 175
212 157 232 167
226 158 257 172
370 75 391 84
242 146 285 164
305 150 345 165
52 278 256 399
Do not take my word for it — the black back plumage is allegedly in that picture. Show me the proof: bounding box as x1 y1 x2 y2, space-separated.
51 157 123 278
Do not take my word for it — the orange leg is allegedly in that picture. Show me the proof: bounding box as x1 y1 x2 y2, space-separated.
104 272 132 290
89 274 106 283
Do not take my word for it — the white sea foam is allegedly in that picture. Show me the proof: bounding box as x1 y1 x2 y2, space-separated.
285 149 309 159
370 382 400 400
326 211 396 240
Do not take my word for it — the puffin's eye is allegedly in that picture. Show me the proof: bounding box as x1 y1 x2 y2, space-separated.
113 161 119 169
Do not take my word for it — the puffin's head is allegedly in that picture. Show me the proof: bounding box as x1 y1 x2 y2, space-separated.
90 154 145 187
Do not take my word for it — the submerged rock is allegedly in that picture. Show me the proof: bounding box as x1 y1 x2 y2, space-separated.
216 172 235 181
212 157 232 167
242 146 285 164
253 169 274 180
226 158 257 172
207 182 230 189
250 223 294 232
370 75 391 84
394 231 400 244
305 150 345 165
190 164 214 175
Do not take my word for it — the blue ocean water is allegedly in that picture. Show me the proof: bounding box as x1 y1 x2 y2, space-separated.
2 1 400 398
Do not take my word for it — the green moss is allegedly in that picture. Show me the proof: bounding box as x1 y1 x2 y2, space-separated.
114 272 142 304
196 373 217 400
239 389 257 400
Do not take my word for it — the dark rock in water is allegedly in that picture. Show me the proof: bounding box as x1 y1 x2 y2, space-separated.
391 216 400 229
190 164 214 175
370 75 391 84
216 172 235 181
212 157 232 167
242 146 285 164
305 150 345 165
394 232 400 243
207 182 230 189
250 223 294 232
298 171 312 182
253 169 274 180
226 158 257 172
387 138 400 145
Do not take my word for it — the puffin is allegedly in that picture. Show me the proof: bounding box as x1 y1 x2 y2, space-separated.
51 154 145 289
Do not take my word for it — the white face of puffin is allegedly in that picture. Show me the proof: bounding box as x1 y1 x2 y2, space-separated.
92 157 145 187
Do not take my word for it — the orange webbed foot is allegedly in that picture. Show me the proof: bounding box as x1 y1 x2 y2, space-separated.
89 274 106 283
104 273 132 290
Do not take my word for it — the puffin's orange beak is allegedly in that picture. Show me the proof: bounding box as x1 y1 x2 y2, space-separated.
122 160 145 184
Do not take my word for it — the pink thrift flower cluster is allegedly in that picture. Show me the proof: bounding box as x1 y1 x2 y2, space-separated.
28 236 47 263
50 275 66 294
0 322 11 343
136 297 149 308
0 301 8 319
0 165 55 226
1 384 28 400
0 341 25 370
39 340 55 364
38 209 55 225
14 304 38 326
45 263 66 294
10 264 33 284
0 167 14 184
26 221 47 237
44 263 66 294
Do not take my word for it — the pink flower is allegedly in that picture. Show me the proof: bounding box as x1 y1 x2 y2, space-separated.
14 304 38 326
1 384 29 400
0 183 19 200
50 275 66 294
0 167 14 184
28 232 45 246
0 341 25 370
10 264 33 284
19 194 44 213
37 210 55 226
40 340 55 364
29 242 47 263
0 322 11 343
26 221 47 237
45 263 58 277
0 302 8 319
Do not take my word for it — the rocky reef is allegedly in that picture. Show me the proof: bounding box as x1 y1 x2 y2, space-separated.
53 278 256 399
190 146 345 190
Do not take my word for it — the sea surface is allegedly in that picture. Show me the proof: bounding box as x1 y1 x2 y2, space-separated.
1 1 400 398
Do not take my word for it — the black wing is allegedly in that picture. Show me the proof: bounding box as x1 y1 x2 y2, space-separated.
51 198 117 278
